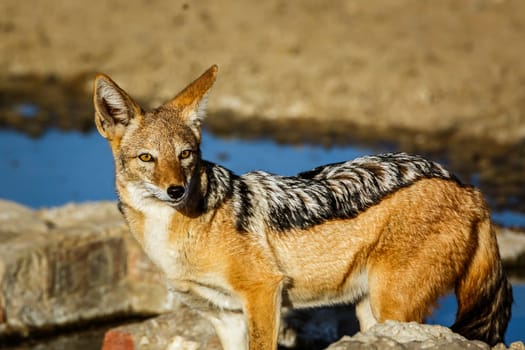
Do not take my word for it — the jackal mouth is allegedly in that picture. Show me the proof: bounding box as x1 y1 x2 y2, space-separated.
164 193 188 207
150 192 189 208
142 182 188 207
162 197 187 208
155 193 187 206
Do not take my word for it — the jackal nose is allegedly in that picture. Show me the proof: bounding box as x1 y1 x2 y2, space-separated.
167 185 185 200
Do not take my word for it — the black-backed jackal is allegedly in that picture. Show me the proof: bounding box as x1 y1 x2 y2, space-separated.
94 65 512 349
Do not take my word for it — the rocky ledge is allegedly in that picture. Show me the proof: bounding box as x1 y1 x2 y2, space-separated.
102 314 525 350
0 199 177 339
326 321 525 350
0 199 524 349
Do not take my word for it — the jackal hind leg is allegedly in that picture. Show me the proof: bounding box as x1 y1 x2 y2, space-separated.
355 295 378 331
367 263 449 324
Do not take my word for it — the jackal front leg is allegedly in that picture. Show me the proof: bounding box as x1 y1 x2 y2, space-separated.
241 277 284 350
207 311 248 350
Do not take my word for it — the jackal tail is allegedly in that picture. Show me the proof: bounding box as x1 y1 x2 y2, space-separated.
451 213 513 346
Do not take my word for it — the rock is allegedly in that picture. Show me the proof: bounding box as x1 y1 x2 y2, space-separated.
38 202 174 313
37 201 122 229
102 304 360 349
101 307 221 350
0 201 175 339
103 315 524 350
0 216 127 336
493 342 525 350
325 321 490 350
509 342 525 350
0 200 49 236
496 226 525 270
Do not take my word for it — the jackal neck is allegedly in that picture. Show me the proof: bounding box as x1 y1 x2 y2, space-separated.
199 160 236 212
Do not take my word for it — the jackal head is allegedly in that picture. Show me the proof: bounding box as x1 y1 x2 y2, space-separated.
93 65 218 209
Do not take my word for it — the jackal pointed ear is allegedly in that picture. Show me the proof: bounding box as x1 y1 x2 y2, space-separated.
164 65 218 137
93 74 141 140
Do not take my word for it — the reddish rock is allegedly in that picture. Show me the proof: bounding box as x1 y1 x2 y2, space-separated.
102 329 135 350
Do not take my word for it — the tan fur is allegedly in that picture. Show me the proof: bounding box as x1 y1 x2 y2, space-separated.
94 66 510 349
268 179 481 313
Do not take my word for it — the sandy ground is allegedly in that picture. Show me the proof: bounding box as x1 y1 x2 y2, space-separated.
1 0 525 144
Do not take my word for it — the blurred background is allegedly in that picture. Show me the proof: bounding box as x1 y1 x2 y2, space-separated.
2 0 525 216
0 0 524 348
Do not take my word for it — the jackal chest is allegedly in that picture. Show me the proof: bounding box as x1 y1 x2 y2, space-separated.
140 208 182 275
125 204 243 312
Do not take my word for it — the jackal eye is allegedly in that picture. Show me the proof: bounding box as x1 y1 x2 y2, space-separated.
179 150 192 160
138 153 154 162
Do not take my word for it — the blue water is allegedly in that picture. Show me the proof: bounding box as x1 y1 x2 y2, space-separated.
0 129 372 207
0 130 116 206
0 129 523 343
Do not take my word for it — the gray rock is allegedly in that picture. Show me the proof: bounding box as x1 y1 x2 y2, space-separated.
102 306 221 350
0 201 175 338
493 342 525 350
496 226 525 270
0 200 49 236
0 221 128 336
37 201 123 229
509 342 525 350
325 321 490 350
